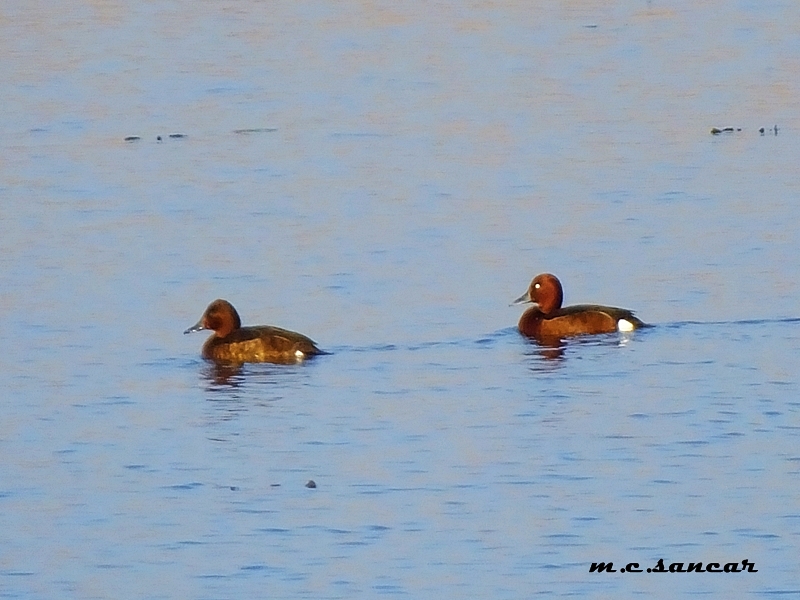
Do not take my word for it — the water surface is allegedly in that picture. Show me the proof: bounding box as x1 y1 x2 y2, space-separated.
2 1 800 598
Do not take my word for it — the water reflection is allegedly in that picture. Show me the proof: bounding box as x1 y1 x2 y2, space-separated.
531 338 567 361
201 361 247 387
518 331 645 368
198 361 315 391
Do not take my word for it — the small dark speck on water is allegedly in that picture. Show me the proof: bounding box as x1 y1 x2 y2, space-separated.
169 133 187 138
305 480 317 489
270 483 281 487
124 136 140 142
156 135 162 141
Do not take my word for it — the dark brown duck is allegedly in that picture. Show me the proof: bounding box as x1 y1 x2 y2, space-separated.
185 299 323 364
513 273 646 341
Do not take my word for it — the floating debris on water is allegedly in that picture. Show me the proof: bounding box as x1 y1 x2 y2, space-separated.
124 136 141 142
233 128 278 134
710 127 741 135
710 125 780 136
305 480 317 489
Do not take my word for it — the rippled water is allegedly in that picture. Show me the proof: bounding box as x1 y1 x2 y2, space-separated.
2 1 800 598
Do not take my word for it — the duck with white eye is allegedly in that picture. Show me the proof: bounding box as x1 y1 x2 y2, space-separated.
513 273 646 341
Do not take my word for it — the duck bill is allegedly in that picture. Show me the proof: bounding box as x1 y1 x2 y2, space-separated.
184 320 206 335
510 291 533 306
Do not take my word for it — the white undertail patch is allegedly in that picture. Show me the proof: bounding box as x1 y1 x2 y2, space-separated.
295 350 305 359
617 319 635 333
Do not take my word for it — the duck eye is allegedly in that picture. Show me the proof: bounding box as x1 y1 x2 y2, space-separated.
534 283 540 289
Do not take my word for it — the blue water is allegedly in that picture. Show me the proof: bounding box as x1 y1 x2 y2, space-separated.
2 1 800 598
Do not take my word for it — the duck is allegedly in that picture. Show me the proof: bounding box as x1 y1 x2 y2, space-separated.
185 299 323 364
513 273 646 340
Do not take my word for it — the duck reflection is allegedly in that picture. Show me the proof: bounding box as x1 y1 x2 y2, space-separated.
199 360 306 390
521 332 637 367
201 361 246 387
531 336 567 360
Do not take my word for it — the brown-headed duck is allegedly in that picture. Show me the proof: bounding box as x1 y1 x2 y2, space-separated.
513 273 646 340
185 299 323 364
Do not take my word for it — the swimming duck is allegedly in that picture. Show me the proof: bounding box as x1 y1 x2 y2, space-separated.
185 299 323 364
513 273 645 340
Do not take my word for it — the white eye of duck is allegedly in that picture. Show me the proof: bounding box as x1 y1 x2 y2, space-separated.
534 283 540 289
